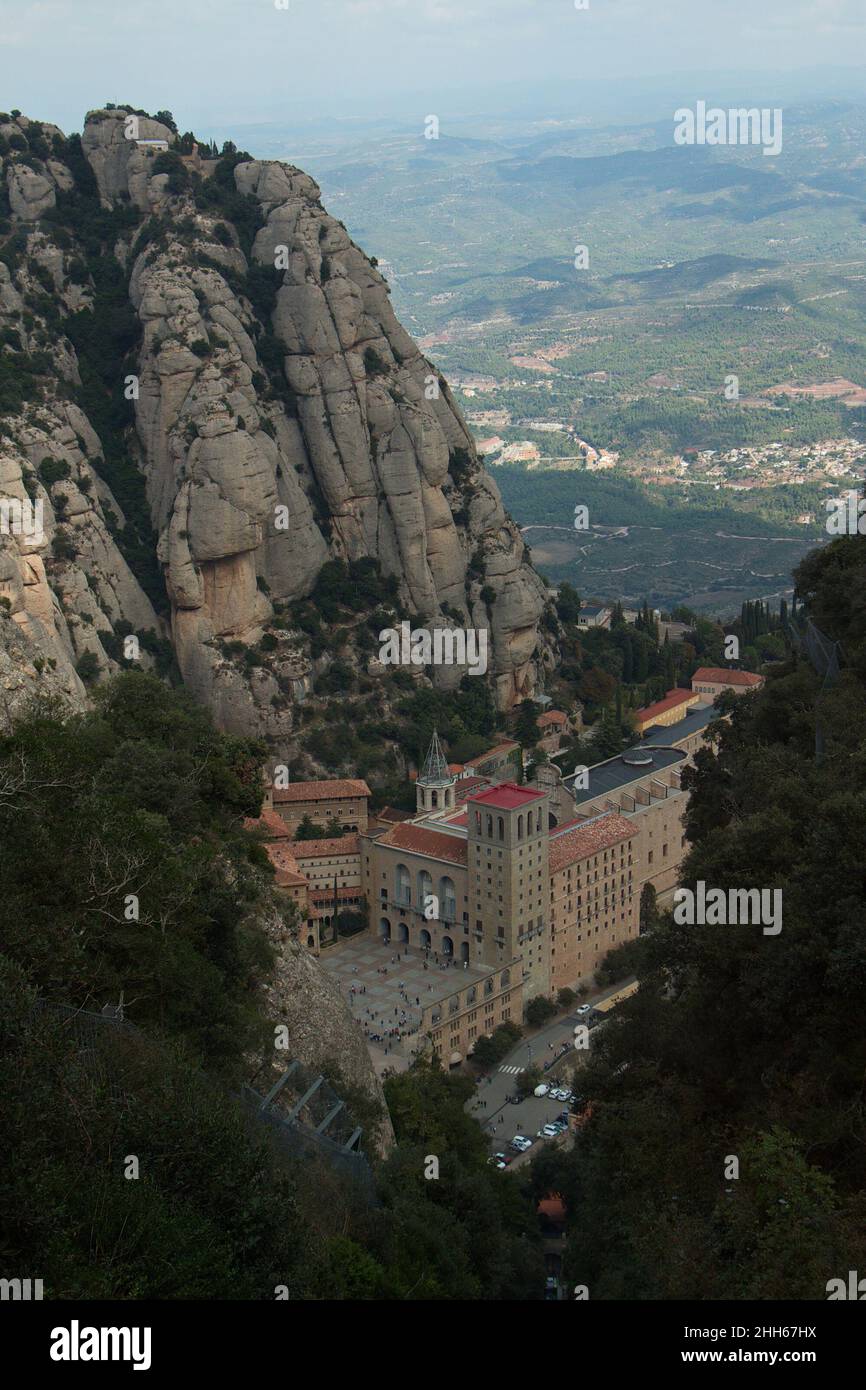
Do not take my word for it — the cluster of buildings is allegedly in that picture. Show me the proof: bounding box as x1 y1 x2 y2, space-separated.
634 667 764 735
244 668 756 1065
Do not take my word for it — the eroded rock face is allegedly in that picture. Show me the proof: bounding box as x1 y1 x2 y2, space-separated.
121 143 547 731
0 107 552 744
0 420 161 727
81 108 177 210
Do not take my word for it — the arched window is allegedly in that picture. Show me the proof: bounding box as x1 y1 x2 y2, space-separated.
486 814 493 837
395 863 411 905
466 986 477 1005
474 811 481 833
431 789 438 808
439 875 456 922
498 816 504 841
500 969 511 988
484 978 494 996
536 807 542 833
417 868 433 913
517 814 523 839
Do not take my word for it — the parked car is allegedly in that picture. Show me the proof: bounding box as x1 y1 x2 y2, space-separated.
510 1135 533 1152
537 1123 559 1139
550 1087 569 1102
533 1083 550 1098
575 1004 592 1018
507 1093 521 1105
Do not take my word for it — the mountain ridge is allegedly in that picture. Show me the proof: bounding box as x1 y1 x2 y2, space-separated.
0 106 552 746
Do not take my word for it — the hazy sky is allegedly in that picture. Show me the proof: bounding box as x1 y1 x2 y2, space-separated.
2 0 865 135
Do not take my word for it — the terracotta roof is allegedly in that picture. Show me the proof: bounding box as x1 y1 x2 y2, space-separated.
465 739 519 765
692 667 763 688
292 834 360 859
537 710 568 728
468 782 544 810
263 842 309 887
454 775 491 803
537 1194 567 1223
376 821 468 866
243 808 292 839
548 811 635 872
270 778 370 804
376 806 414 824
309 885 364 903
275 867 308 889
635 688 695 723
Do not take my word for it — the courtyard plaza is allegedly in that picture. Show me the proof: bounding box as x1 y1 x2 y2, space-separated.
319 933 493 1075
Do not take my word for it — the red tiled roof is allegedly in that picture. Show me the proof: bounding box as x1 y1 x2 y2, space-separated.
692 667 763 688
537 710 568 728
376 806 414 824
264 842 309 887
468 782 544 810
465 739 519 765
243 808 292 839
537 1194 567 1223
292 835 360 859
454 775 491 803
275 867 308 889
377 821 468 866
635 688 695 723
549 811 635 872
309 885 363 902
271 778 370 804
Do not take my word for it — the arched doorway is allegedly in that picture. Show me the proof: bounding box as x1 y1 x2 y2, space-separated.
442 936 453 957
460 942 469 963
398 922 409 944
380 917 391 943
420 928 431 949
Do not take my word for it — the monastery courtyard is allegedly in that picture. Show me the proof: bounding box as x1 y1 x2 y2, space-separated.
319 934 492 1076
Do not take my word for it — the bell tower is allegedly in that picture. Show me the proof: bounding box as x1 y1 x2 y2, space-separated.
416 730 456 816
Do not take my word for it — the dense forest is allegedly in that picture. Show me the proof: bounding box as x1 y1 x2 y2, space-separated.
0 674 542 1299
531 530 866 1298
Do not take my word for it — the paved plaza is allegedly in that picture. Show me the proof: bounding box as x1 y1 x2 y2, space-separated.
320 933 491 1075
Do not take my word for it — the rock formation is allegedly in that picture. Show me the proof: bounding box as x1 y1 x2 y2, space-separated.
1 107 552 743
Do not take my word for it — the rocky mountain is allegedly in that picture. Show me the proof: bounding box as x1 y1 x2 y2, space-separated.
0 107 551 747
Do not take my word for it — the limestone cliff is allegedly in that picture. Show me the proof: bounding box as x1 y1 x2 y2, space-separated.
0 107 552 743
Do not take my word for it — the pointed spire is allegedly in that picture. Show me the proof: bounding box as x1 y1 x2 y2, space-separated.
420 729 451 784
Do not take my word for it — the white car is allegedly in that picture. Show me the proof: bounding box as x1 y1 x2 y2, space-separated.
550 1088 569 1102
510 1135 533 1152
537 1123 559 1139
533 1083 550 1098
575 1004 592 1017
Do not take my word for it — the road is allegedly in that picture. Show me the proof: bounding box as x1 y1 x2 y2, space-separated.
467 981 637 1168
